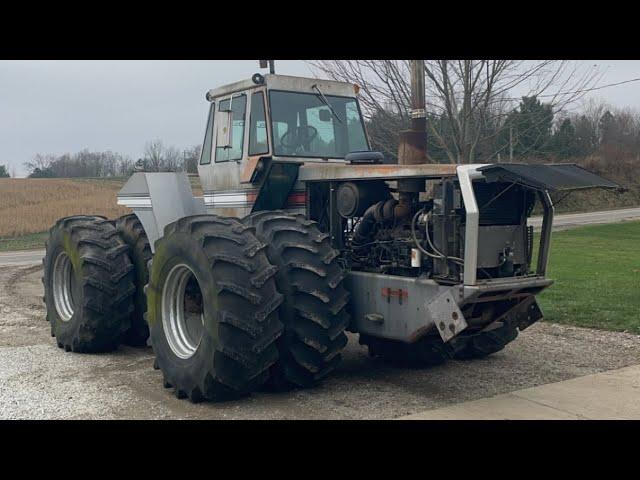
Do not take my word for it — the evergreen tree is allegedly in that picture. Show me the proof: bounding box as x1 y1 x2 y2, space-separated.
500 96 554 157
599 110 615 145
552 118 579 158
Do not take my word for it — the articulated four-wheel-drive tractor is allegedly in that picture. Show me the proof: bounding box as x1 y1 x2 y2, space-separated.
42 66 620 402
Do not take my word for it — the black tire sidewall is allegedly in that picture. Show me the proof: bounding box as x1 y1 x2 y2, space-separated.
44 226 86 345
148 232 218 389
115 214 151 345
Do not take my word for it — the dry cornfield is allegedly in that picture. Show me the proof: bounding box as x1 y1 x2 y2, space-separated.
0 178 131 238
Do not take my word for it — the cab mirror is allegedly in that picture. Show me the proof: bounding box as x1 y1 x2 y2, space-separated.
216 110 233 148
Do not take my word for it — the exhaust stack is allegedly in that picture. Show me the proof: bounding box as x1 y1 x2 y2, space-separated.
398 60 428 167
396 60 428 215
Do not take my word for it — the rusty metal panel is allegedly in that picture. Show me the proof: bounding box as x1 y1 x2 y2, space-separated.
299 163 458 182
241 156 263 184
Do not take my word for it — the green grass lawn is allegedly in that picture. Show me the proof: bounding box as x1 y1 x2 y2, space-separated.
537 221 640 334
0 231 48 252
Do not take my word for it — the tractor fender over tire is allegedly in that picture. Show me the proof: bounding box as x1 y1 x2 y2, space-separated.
242 210 350 389
43 215 135 352
114 213 152 346
146 214 284 402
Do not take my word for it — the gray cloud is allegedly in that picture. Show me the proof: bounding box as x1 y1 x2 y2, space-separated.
0 60 312 176
1 60 639 177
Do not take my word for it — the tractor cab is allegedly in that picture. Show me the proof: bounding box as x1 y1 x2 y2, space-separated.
197 74 371 216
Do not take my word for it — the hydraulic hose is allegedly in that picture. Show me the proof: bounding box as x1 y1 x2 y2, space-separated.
411 208 464 265
352 199 397 246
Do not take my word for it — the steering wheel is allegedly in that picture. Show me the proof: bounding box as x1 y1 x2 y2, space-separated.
280 125 318 150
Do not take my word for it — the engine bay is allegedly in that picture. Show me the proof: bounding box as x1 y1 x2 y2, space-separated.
311 177 538 285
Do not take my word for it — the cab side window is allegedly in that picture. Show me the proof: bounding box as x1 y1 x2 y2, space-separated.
199 103 215 165
249 91 269 155
215 94 247 162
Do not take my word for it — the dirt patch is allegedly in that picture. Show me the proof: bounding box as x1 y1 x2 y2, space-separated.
2 263 640 419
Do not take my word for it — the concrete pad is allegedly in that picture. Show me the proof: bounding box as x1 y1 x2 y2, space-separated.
400 364 640 420
515 365 640 420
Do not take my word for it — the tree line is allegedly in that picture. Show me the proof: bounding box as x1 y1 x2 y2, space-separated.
18 98 640 180
23 140 201 178
365 96 640 165
311 60 603 164
15 59 640 179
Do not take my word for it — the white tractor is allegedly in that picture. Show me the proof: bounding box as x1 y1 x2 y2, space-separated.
42 62 620 402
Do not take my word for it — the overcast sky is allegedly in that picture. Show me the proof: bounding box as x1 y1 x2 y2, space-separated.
2 60 640 177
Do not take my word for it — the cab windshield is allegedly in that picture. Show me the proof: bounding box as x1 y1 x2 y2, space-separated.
269 90 369 158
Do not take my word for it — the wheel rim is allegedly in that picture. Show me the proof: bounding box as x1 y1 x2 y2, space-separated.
161 264 205 359
52 251 75 322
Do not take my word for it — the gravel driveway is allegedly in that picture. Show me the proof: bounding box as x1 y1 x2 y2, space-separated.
1 263 639 419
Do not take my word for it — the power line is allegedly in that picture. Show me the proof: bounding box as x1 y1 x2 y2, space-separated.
537 77 640 97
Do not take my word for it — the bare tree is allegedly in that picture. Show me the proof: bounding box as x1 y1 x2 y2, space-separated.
181 145 202 174
164 146 182 172
309 60 601 163
24 153 56 174
143 140 188 172
143 140 165 172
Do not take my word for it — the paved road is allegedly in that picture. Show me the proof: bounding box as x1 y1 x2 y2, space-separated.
529 206 640 231
0 249 45 266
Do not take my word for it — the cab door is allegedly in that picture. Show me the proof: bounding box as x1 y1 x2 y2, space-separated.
197 91 251 217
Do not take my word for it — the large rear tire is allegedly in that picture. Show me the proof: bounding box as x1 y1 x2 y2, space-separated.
43 215 135 352
114 213 152 346
147 214 284 402
243 211 350 389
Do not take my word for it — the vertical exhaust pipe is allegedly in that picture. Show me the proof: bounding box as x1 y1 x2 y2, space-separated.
396 60 428 217
398 60 428 167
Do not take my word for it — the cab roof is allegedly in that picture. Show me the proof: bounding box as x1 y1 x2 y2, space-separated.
206 74 360 101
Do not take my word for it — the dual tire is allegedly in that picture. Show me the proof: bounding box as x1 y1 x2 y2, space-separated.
146 212 351 399
146 214 285 401
242 211 350 389
45 212 513 401
43 216 136 352
114 214 152 346
45 211 349 401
